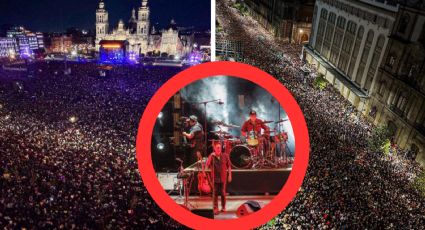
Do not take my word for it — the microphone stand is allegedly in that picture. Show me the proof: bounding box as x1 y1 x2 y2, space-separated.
195 99 223 157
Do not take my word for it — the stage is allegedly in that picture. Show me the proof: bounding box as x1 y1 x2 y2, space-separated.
183 160 292 195
171 195 274 219
158 159 292 194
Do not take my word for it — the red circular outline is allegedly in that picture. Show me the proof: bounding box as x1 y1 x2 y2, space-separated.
136 61 310 230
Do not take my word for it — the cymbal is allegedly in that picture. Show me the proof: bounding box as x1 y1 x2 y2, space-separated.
212 120 240 128
208 138 238 142
225 124 240 128
211 120 225 125
275 118 289 123
260 120 273 124
210 130 230 135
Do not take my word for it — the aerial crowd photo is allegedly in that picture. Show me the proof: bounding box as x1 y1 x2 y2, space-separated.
0 0 425 229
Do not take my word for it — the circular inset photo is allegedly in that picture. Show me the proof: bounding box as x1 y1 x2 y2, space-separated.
137 62 309 230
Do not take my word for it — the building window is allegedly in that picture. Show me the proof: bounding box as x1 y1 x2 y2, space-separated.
419 23 425 46
357 26 364 39
356 30 374 85
395 93 408 112
328 12 336 24
398 13 410 34
367 35 385 78
378 81 386 95
347 21 357 34
337 16 346 29
320 8 328 19
369 106 377 118
387 54 396 67
408 64 417 78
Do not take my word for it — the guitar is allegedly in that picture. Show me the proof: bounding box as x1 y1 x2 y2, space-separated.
196 152 211 195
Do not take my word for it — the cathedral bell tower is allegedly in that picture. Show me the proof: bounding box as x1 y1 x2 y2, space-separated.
96 0 109 51
137 0 150 37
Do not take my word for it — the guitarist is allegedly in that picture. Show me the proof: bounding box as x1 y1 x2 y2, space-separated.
182 115 205 167
206 141 232 215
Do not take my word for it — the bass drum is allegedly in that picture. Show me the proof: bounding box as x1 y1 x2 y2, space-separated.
230 145 252 169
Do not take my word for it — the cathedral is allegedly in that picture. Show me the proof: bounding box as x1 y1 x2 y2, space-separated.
95 0 193 58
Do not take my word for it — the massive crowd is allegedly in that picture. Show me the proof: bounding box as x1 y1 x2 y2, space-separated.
0 1 424 228
217 0 425 229
0 61 184 228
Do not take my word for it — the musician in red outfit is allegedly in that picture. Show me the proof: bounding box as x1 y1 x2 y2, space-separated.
241 110 270 144
206 141 232 215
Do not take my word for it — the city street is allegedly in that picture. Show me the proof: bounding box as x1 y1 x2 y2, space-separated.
217 0 425 228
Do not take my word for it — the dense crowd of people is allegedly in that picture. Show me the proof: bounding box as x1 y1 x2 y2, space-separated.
0 1 424 228
0 61 184 228
217 0 425 229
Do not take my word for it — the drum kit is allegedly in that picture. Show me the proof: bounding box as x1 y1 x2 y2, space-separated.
210 119 292 169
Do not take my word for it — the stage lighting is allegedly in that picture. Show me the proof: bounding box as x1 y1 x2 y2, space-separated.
157 143 165 150
158 112 163 119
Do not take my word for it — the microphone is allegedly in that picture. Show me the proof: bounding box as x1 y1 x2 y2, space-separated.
218 100 224 105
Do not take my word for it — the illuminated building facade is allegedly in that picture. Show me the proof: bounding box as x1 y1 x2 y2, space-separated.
0 37 17 58
2 26 45 58
95 0 193 58
50 35 73 53
95 0 150 56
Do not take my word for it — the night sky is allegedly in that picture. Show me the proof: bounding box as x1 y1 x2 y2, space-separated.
0 0 211 32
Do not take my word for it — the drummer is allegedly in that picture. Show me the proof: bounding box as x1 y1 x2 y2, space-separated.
241 110 270 145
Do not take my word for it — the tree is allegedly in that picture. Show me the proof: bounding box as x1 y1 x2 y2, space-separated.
313 73 328 90
368 125 391 154
413 171 425 197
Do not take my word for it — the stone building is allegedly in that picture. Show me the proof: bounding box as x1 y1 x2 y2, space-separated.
305 0 425 165
95 0 193 58
95 0 150 55
370 2 425 165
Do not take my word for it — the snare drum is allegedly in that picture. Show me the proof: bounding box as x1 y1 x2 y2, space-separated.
246 130 259 146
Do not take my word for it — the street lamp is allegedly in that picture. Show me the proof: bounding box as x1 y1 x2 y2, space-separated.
69 115 78 123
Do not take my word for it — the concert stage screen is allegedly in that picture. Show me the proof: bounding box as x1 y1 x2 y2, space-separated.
99 40 127 64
